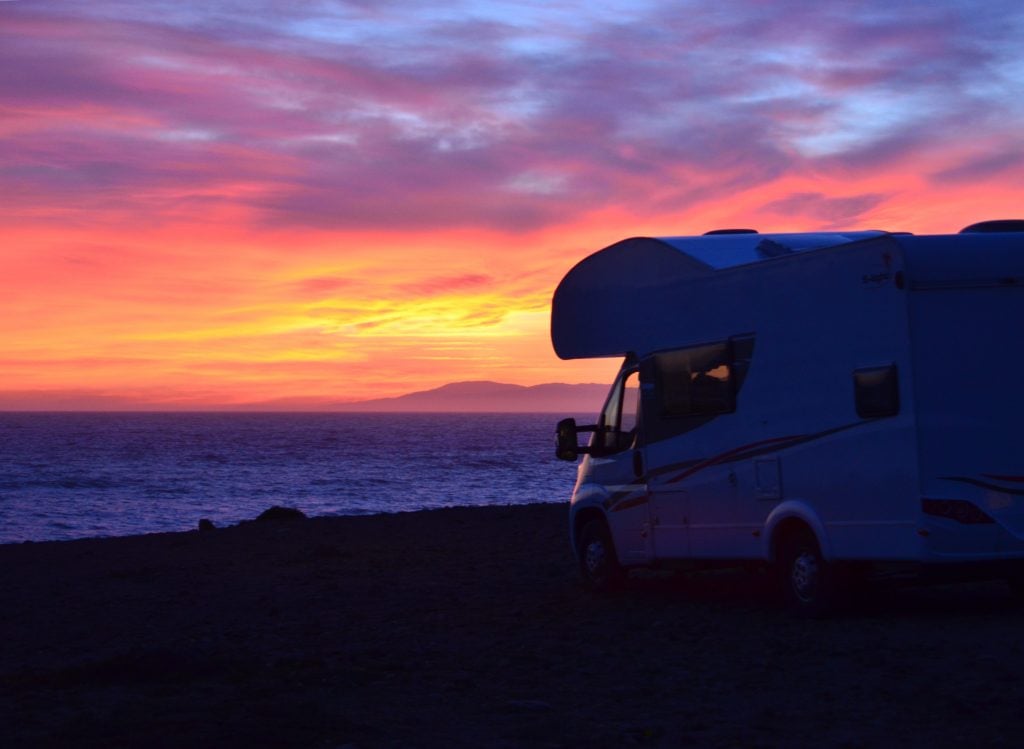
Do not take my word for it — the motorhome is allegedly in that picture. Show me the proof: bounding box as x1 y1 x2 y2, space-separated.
552 221 1024 613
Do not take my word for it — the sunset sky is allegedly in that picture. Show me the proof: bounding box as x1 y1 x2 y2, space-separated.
3 0 1023 409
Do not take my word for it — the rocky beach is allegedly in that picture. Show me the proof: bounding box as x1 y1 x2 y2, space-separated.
3 502 1024 748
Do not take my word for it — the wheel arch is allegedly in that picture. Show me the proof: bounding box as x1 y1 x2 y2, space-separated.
764 500 833 562
571 505 608 554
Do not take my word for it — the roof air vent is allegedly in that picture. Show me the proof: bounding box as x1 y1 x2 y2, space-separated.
704 228 758 235
959 220 1024 234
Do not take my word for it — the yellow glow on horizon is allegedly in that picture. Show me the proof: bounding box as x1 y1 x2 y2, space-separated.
3 165 1020 408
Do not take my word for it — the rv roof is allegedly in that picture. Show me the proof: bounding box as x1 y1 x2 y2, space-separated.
552 227 1024 361
659 231 888 270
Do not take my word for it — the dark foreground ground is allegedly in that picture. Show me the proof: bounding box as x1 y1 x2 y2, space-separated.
3 503 1024 748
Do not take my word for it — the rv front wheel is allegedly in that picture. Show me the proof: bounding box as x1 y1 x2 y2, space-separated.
778 531 833 617
577 518 623 592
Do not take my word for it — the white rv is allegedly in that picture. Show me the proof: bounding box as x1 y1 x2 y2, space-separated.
552 221 1024 613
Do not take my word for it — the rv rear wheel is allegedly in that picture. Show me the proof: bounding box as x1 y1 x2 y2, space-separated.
577 518 624 592
778 530 834 617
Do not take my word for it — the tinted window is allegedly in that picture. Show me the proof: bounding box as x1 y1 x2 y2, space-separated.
621 371 640 434
854 365 899 418
655 342 734 417
594 369 639 453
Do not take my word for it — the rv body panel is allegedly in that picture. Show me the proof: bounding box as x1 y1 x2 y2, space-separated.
575 452 652 565
902 235 1024 560
634 236 920 562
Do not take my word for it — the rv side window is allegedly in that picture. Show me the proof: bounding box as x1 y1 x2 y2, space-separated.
655 342 735 417
594 369 639 453
854 365 899 418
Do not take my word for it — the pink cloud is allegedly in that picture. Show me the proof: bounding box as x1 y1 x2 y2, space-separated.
398 274 492 296
291 276 358 298
931 151 1024 184
1 0 1022 235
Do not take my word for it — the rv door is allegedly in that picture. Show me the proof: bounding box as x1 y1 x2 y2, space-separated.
588 366 651 564
638 356 688 559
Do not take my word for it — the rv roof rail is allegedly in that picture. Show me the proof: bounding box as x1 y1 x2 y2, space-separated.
960 219 1024 234
704 228 758 235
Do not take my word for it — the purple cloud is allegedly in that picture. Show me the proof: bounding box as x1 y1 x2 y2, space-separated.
762 192 890 227
2 0 1022 231
931 150 1024 184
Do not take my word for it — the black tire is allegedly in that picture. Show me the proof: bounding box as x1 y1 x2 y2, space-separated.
777 530 834 617
577 518 624 592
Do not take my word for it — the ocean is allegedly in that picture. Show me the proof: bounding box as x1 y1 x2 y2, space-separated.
0 412 589 544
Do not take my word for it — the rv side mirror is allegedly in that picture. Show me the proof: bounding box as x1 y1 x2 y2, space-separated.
555 417 585 461
555 418 598 461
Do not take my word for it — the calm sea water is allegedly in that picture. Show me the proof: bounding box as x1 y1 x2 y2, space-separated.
0 412 590 544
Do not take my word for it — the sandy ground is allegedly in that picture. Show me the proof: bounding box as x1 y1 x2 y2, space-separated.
3 503 1024 748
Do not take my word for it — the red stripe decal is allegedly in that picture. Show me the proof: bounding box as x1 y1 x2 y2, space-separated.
667 434 804 484
610 494 650 512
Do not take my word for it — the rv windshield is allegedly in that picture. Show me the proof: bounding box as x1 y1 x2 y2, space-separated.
593 368 639 454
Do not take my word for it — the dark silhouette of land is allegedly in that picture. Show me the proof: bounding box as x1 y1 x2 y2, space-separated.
333 380 610 412
0 381 612 413
3 503 1024 747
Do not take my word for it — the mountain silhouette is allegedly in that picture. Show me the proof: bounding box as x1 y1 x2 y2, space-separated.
335 380 608 413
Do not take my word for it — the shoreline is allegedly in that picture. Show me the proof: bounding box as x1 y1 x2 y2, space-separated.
1 501 567 548
0 411 581 548
4 502 1024 747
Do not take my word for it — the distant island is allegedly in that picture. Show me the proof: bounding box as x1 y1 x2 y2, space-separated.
331 380 608 413
0 381 611 413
